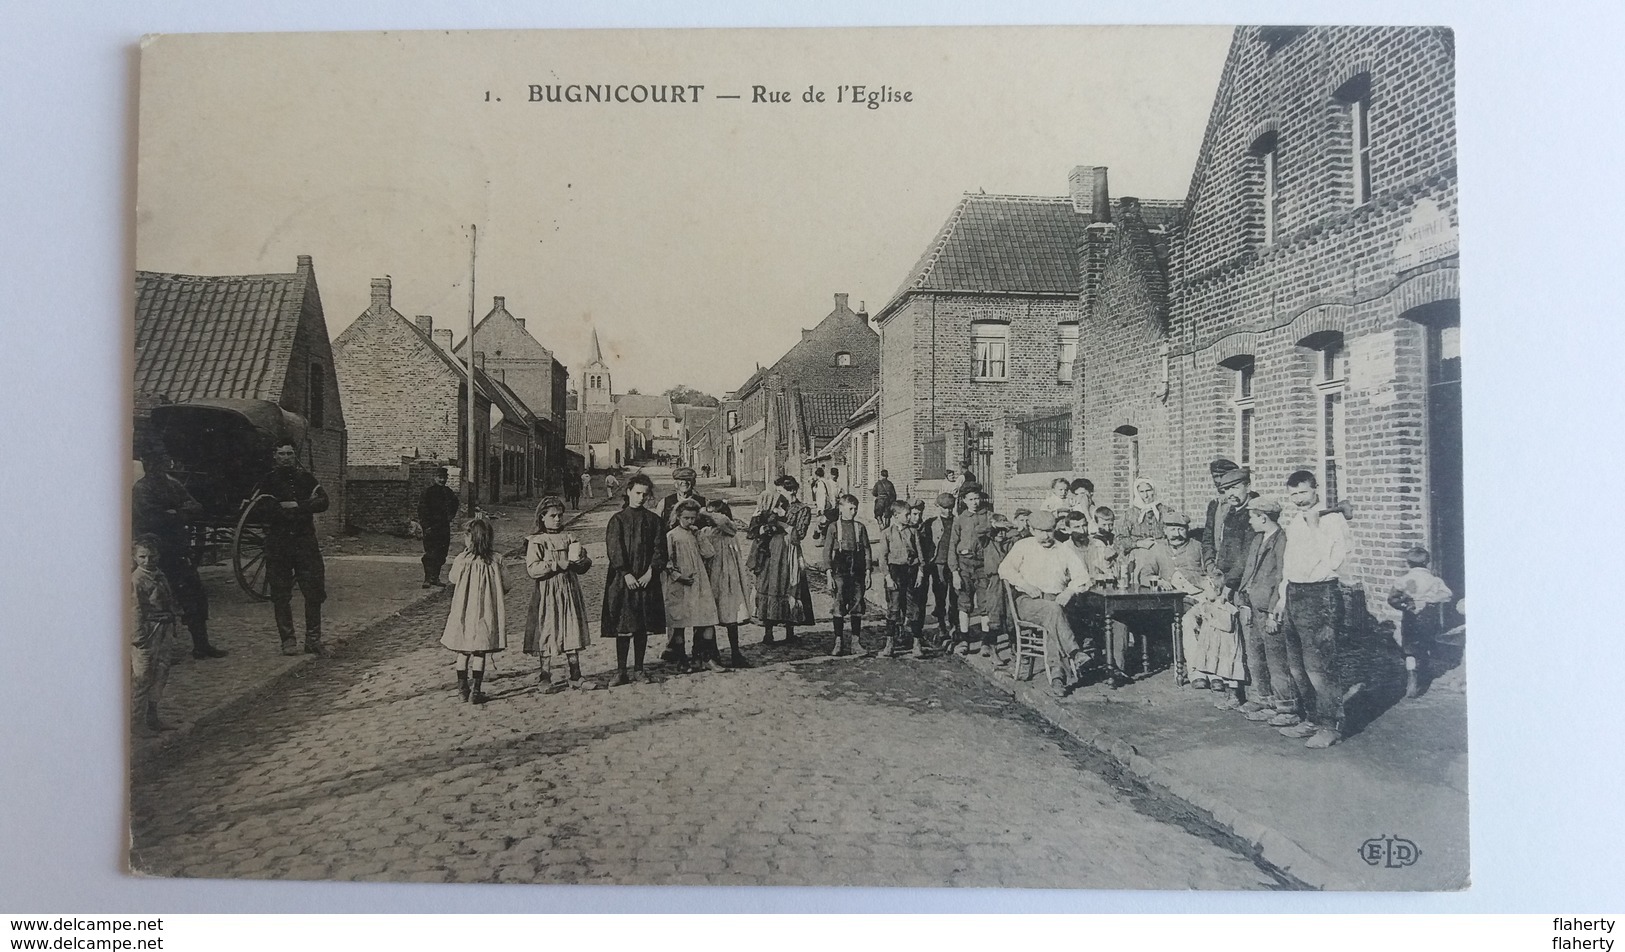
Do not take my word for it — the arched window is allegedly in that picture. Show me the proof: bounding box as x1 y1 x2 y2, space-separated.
1220 355 1256 466
1300 331 1347 504
1334 74 1374 206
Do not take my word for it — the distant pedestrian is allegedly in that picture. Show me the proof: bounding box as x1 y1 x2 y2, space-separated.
441 516 507 704
605 473 621 497
253 440 331 657
581 471 593 501
601 473 666 685
701 499 753 669
417 467 460 588
523 497 595 692
565 471 582 510
131 536 179 735
1388 546 1453 699
876 500 927 659
823 494 873 657
664 499 722 673
871 469 898 526
132 447 225 659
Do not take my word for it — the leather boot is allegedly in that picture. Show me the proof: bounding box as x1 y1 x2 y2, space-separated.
830 617 846 656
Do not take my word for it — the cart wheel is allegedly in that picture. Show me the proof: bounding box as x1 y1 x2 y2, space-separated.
233 494 277 601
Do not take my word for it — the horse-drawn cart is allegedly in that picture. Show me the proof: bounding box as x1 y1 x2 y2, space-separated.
148 398 311 601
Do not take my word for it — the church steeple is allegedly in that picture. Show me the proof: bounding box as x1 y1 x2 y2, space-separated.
583 325 612 409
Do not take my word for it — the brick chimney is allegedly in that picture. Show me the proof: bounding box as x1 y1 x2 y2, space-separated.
1068 165 1112 223
414 315 433 336
515 318 526 332
834 292 850 312
435 329 454 353
493 295 505 310
296 255 313 274
370 276 392 312
856 300 868 323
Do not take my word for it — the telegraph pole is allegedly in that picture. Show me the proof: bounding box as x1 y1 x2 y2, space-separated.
465 224 478 515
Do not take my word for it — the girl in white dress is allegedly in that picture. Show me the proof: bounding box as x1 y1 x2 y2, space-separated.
701 499 752 669
523 496 595 692
441 517 506 704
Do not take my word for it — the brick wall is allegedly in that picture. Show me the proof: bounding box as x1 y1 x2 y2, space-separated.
1092 26 1460 616
879 293 1081 504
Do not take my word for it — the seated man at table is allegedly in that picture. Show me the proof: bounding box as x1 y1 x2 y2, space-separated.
1135 509 1208 682
997 510 1093 698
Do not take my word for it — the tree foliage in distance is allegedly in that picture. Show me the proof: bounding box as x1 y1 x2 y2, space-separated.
664 384 720 407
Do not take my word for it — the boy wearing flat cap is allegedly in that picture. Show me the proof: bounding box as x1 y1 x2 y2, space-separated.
919 491 960 648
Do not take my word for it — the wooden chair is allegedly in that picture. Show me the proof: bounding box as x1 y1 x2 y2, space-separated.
1004 581 1053 684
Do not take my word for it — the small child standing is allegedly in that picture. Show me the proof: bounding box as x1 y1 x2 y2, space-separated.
824 494 874 657
441 517 506 704
876 499 927 658
1189 568 1246 707
522 497 595 692
701 499 753 669
1388 545 1454 698
665 499 723 673
131 536 180 735
973 513 1016 660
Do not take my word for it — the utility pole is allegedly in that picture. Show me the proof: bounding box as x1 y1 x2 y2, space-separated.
465 224 478 516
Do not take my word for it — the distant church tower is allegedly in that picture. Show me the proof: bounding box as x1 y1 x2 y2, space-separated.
583 326 613 409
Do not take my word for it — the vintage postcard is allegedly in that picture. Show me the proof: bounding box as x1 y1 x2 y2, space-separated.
129 25 1464 890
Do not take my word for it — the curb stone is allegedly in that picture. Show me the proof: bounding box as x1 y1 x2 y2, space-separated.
960 649 1339 890
132 496 616 777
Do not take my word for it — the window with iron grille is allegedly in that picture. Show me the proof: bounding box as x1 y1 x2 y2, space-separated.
1015 412 1072 474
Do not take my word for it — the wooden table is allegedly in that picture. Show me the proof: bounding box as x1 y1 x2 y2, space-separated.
1073 585 1189 683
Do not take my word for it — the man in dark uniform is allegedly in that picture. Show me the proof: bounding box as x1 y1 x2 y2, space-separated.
657 466 707 667
871 469 897 526
132 446 227 659
416 467 460 588
254 440 331 656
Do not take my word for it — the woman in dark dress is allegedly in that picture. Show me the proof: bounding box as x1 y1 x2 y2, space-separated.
601 473 667 685
750 475 814 643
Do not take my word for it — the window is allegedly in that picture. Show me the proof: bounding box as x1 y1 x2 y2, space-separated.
308 362 325 428
1057 323 1080 382
1336 74 1374 206
1258 135 1282 246
835 351 852 367
972 322 1009 381
726 409 739 429
1310 335 1348 505
1224 356 1256 466
1015 412 1072 475
923 435 947 479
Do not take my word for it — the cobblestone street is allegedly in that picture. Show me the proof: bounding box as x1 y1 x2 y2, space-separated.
130 477 1293 889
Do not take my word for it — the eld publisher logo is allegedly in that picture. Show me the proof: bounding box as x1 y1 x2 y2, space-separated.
1359 835 1421 868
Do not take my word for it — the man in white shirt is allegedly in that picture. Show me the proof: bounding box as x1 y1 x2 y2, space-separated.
998 510 1093 697
1271 469 1353 749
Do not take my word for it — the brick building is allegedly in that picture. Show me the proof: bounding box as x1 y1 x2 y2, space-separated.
874 182 1179 512
1078 25 1461 614
615 393 679 458
134 254 348 537
731 293 879 489
676 404 717 468
453 296 569 497
332 277 516 525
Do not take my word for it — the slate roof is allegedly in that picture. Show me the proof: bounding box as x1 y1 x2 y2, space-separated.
134 266 310 403
878 194 1091 318
798 388 872 448
614 393 675 418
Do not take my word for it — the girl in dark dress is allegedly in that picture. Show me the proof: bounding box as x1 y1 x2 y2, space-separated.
601 473 666 685
750 475 814 644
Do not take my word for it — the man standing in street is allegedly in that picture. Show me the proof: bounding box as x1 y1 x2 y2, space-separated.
871 469 897 527
132 446 227 659
1201 458 1240 581
255 440 331 657
1273 470 1353 749
416 467 459 588
1206 467 1259 594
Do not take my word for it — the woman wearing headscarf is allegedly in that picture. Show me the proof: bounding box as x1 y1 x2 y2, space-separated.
1121 476 1170 583
749 475 815 643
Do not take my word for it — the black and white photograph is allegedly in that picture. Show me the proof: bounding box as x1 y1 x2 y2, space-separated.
125 25 1465 891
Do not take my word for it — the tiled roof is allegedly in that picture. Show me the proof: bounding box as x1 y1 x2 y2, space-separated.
880 194 1091 318
1135 198 1185 232
734 302 879 400
798 388 872 447
134 266 309 403
487 376 534 425
614 393 675 418
584 411 615 444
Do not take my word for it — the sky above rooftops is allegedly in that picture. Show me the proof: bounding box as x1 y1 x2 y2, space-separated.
135 26 1227 397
